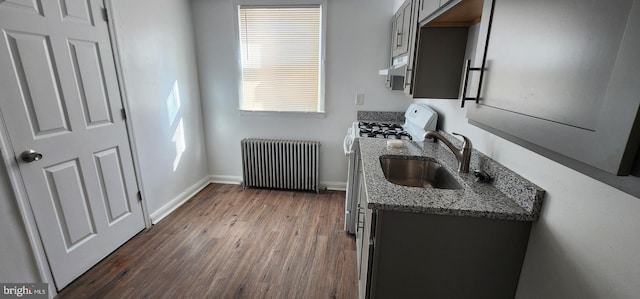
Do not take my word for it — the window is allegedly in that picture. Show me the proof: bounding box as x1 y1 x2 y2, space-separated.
238 5 324 113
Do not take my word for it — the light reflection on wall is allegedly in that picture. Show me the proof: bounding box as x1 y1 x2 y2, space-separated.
172 119 185 171
166 80 185 171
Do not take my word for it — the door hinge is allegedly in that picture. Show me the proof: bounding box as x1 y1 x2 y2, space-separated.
102 7 109 23
137 191 142 202
121 108 126 120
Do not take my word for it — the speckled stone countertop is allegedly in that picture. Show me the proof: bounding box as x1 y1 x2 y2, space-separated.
358 135 545 221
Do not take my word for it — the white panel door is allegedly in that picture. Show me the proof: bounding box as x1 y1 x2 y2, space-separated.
0 0 145 290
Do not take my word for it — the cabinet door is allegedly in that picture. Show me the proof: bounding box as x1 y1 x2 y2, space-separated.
355 156 365 281
391 11 403 57
412 26 469 99
399 0 413 54
468 0 640 178
359 208 375 299
419 0 440 23
357 169 369 299
392 0 413 57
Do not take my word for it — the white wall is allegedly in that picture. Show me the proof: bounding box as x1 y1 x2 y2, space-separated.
0 157 39 283
191 0 412 188
111 0 209 218
392 0 405 11
416 98 640 298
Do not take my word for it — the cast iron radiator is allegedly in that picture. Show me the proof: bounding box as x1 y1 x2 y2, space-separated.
241 139 320 193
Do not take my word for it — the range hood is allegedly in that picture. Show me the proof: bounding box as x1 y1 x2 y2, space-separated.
379 55 409 77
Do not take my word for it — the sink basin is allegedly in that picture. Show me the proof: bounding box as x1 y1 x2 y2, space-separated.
379 156 463 190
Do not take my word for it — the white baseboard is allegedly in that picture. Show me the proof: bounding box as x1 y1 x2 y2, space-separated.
208 175 346 191
149 176 211 224
148 176 345 225
210 175 242 185
323 181 347 191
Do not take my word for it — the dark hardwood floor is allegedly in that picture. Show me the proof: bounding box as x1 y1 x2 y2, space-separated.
56 184 357 299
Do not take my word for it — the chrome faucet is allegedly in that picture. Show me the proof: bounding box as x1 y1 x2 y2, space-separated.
423 131 472 173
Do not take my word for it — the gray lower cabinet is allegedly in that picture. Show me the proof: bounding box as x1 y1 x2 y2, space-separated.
467 0 640 196
356 161 374 299
358 208 532 299
355 160 363 294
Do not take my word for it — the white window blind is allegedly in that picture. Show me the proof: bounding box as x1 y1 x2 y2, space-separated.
238 5 323 113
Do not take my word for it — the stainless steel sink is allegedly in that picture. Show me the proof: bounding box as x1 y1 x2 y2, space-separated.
379 156 463 189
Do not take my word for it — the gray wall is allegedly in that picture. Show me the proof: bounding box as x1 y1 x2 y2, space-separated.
190 0 412 188
111 0 209 217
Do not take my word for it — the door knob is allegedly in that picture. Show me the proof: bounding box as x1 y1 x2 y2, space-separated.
21 149 43 162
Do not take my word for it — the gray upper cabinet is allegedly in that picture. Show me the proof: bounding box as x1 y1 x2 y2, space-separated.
390 7 402 57
392 0 413 57
418 0 440 23
384 0 419 93
410 0 484 98
417 0 458 23
412 26 469 99
468 0 640 195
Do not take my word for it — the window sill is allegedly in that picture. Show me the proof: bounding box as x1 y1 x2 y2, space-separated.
239 110 326 119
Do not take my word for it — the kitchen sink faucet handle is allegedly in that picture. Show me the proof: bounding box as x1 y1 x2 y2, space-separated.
452 133 472 150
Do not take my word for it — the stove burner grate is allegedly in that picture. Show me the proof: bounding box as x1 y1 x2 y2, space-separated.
358 125 412 140
385 131 412 140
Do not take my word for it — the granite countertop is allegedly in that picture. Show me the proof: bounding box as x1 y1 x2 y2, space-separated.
358 135 545 221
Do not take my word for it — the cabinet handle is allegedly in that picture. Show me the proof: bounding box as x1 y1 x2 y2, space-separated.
461 1 495 108
396 31 402 47
459 59 482 108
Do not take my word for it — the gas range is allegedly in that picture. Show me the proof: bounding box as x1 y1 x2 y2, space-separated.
343 103 439 156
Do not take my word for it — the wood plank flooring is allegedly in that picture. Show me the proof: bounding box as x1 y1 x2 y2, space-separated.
56 184 357 299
